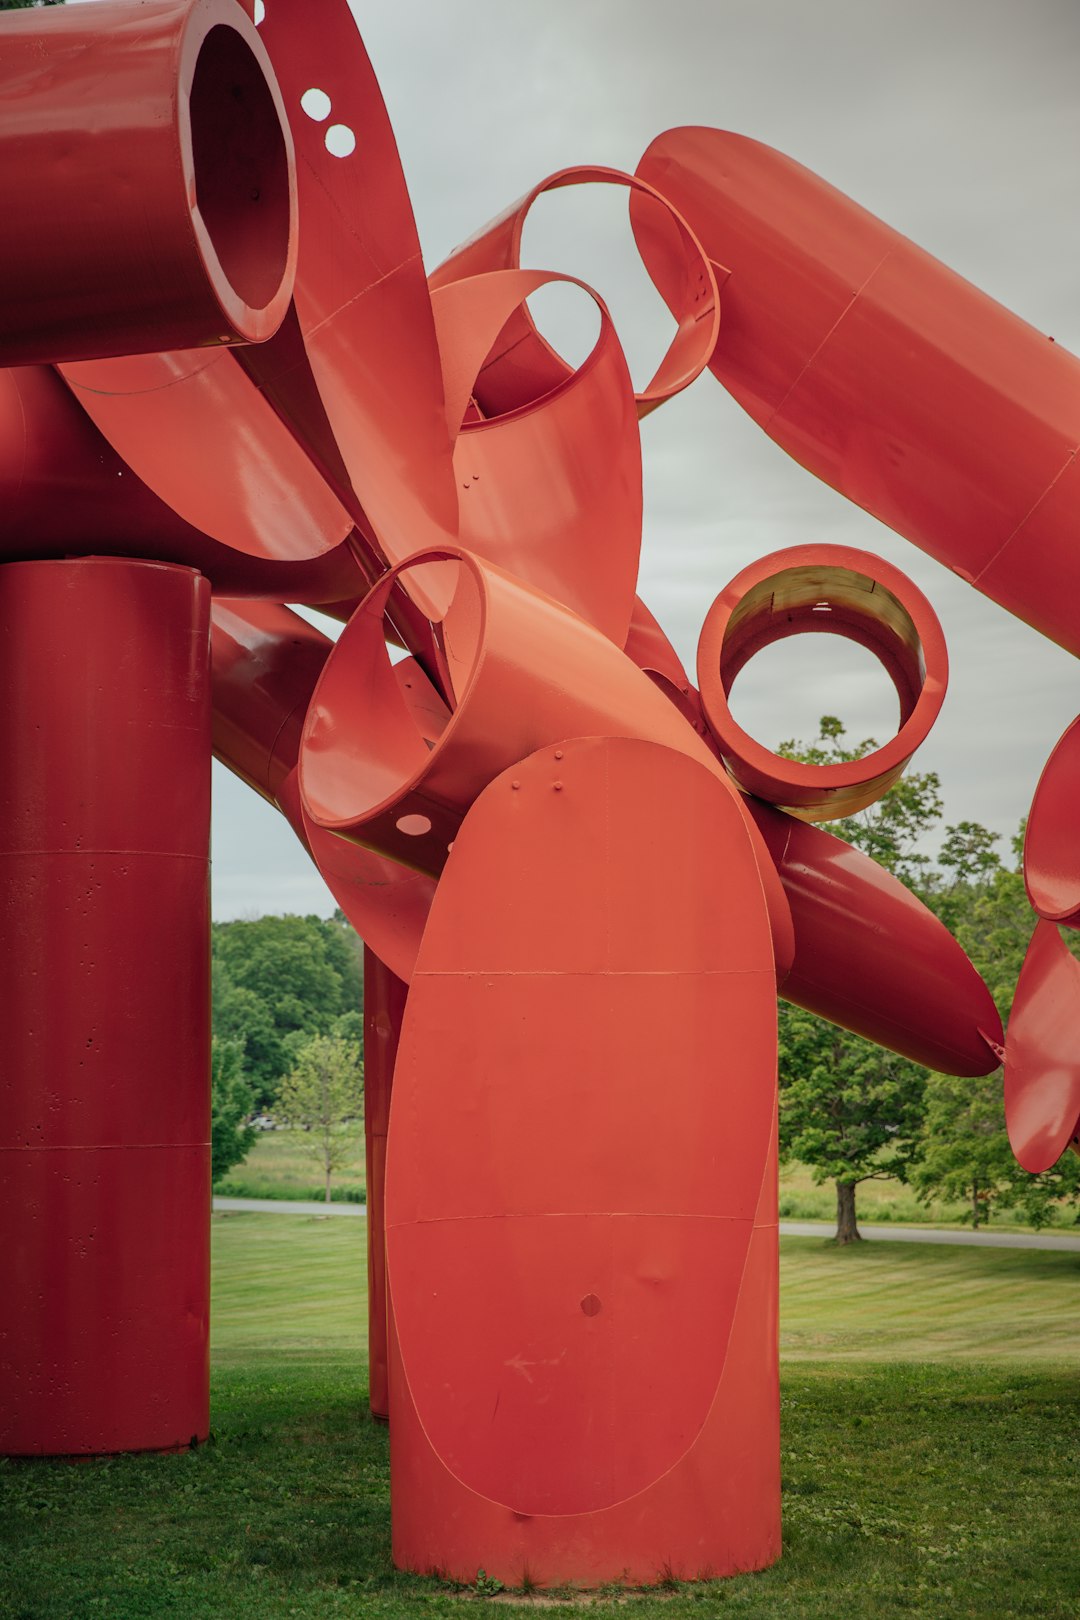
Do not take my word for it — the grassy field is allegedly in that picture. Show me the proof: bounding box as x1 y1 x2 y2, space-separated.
3 1216 1079 1619
215 1127 366 1204
217 1132 1080 1230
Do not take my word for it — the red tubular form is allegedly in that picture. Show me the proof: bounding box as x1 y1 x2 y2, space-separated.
0 0 296 366
0 559 211 1456
635 129 1080 661
697 545 947 822
363 949 407 1422
747 800 1003 1074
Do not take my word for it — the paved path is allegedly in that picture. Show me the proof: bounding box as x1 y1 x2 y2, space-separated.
213 1198 1080 1250
213 1196 365 1217
780 1219 1080 1252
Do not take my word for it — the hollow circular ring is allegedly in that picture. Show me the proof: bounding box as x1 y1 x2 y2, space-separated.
696 544 947 821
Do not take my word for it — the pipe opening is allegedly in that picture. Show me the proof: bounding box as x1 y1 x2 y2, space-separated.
190 24 291 312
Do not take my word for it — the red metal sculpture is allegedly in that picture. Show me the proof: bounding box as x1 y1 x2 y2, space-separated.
1 0 1074 1590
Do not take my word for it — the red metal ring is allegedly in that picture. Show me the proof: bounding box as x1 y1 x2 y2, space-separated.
696 544 947 821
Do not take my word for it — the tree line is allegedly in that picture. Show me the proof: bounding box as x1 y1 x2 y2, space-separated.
778 718 1080 1242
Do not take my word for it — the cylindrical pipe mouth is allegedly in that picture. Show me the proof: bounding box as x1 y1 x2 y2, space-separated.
185 18 295 340
697 545 947 821
299 551 469 867
1024 715 1080 926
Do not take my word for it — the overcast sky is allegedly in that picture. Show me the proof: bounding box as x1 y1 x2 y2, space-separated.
213 0 1080 917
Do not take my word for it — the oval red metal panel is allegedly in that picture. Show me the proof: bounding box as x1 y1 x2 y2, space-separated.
1004 920 1080 1173
431 269 641 645
1024 716 1080 928
697 544 947 821
385 735 777 1540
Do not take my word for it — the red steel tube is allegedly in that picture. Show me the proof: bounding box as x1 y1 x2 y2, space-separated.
0 558 211 1456
0 0 296 366
635 129 1080 661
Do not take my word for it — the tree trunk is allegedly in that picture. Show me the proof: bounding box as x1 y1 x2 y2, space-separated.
325 1162 332 1204
971 1180 981 1230
835 1181 861 1244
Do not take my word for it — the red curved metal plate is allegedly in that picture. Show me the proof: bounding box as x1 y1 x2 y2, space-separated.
58 349 354 568
1004 919 1080 1173
431 270 641 644
1024 716 1080 927
430 165 720 417
210 599 434 983
255 0 459 562
386 736 777 1551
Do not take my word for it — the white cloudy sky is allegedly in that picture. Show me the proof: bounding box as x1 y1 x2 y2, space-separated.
213 0 1080 916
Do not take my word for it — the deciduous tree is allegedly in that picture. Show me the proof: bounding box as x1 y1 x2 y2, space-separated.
276 1033 363 1203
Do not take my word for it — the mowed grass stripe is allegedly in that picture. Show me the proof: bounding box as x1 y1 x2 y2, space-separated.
781 1235 1080 1360
210 1215 1080 1365
212 1213 368 1356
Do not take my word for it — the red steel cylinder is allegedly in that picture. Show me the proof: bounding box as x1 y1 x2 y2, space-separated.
0 558 212 1456
635 129 1080 660
0 0 297 366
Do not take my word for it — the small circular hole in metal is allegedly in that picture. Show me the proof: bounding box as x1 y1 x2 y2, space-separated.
325 123 357 158
253 0 265 23
300 88 332 123
396 814 431 837
580 1294 602 1317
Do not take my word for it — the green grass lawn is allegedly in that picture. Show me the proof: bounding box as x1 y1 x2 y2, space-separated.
778 1159 1080 1230
3 1216 1079 1619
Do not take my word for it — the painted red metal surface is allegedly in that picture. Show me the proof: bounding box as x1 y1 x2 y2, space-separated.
748 800 1002 1073
429 165 721 418
1004 921 1080 1173
210 600 435 983
363 949 407 1423
386 737 779 1585
429 269 641 645
635 127 1080 661
1024 716 1080 928
698 545 947 822
0 559 210 1455
0 0 1053 1590
0 0 296 366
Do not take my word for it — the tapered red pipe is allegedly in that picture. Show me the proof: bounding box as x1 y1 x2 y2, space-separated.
0 559 211 1456
636 129 1080 660
0 0 296 366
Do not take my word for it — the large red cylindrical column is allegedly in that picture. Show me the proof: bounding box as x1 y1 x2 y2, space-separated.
0 558 212 1456
363 948 407 1423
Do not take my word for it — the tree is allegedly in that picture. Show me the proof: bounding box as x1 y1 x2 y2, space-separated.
210 1036 257 1186
775 717 994 1242
914 835 1080 1227
211 913 362 1108
0 3 65 10
276 1033 363 1203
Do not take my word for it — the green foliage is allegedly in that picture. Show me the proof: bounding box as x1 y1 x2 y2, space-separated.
210 1037 257 1186
913 854 1080 1227
211 912 362 1107
276 1034 364 1203
0 2 65 10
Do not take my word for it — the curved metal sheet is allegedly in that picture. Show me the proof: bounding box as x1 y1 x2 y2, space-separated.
386 735 779 1581
1024 715 1080 927
431 270 641 645
1004 919 1080 1173
430 165 721 418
